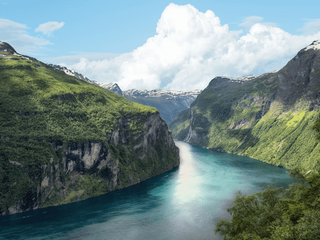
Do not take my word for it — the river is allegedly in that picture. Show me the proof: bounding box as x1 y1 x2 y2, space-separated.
0 141 294 240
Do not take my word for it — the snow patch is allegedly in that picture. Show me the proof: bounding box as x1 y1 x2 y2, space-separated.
21 56 30 61
220 69 279 83
48 64 97 85
305 40 320 51
123 88 201 98
229 75 257 82
64 69 75 77
13 52 30 60
270 69 280 73
217 75 257 83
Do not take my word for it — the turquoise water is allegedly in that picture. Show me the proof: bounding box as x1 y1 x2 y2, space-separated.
0 141 294 240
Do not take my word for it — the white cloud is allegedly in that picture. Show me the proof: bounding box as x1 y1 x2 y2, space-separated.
66 4 320 91
0 18 51 54
35 21 64 36
41 52 121 66
299 19 320 35
240 16 264 28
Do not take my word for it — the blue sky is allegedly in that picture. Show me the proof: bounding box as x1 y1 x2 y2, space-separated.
1 0 320 90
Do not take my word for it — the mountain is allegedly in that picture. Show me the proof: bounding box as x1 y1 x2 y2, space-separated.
92 85 201 124
121 89 201 124
47 65 201 124
0 42 179 215
98 82 123 96
170 40 320 170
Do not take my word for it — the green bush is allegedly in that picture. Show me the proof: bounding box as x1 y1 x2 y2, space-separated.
215 168 320 239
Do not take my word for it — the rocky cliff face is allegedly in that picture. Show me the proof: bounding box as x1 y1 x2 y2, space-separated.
170 40 320 170
0 42 179 215
277 40 320 106
6 112 179 215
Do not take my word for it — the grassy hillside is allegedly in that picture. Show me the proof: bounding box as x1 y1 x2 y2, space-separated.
0 55 156 139
0 55 157 166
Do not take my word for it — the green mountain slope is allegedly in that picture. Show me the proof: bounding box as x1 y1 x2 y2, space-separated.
0 42 179 215
170 40 320 170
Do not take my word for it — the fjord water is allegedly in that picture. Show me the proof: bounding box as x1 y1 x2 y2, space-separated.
0 141 293 240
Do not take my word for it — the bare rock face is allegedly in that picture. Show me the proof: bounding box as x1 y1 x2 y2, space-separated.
1 112 179 215
0 41 17 54
0 41 35 62
276 40 320 106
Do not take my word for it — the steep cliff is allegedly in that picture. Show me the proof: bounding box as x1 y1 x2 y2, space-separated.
0 42 179 215
170 40 320 170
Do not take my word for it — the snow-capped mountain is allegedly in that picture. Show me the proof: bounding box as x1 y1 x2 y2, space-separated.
122 88 201 124
98 83 123 96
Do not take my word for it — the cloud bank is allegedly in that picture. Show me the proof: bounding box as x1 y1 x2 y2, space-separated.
0 18 51 54
69 4 320 91
35 21 65 36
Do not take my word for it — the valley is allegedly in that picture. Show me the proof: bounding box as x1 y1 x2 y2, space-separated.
1 39 320 239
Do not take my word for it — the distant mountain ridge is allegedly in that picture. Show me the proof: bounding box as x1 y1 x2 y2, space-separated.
121 88 201 124
49 64 201 124
170 40 320 170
